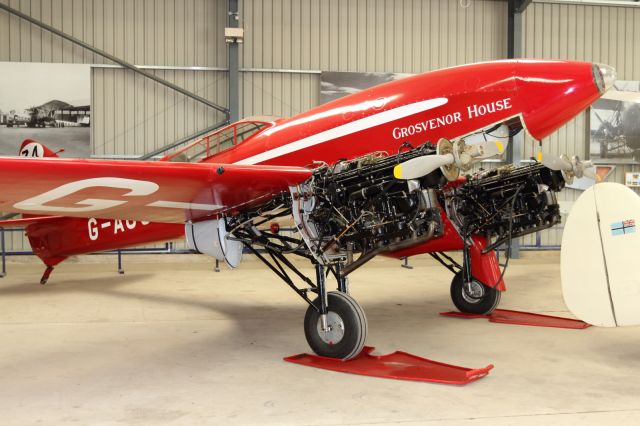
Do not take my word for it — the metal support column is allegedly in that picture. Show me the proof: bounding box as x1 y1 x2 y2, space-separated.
1 228 6 278
117 250 124 275
506 0 529 259
228 0 240 123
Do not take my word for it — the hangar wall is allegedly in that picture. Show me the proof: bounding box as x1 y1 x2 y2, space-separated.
238 0 507 118
0 0 228 66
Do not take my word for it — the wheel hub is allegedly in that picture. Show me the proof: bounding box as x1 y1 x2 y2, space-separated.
461 280 485 303
316 311 345 345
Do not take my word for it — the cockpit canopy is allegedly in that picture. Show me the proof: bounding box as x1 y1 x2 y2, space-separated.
162 116 281 163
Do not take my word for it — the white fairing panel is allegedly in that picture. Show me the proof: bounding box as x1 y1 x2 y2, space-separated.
561 183 640 327
185 219 243 268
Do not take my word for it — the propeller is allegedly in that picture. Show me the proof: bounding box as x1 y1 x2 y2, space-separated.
393 138 506 181
540 153 598 181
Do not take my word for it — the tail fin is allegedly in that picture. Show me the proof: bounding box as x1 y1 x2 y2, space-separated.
561 183 640 327
19 139 61 158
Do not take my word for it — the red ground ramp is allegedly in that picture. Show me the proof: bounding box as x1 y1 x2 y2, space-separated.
440 309 591 329
284 346 493 385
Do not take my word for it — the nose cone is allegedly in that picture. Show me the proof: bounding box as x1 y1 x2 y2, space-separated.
593 63 617 93
515 60 610 140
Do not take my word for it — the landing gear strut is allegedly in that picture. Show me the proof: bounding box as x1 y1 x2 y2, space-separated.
243 240 367 360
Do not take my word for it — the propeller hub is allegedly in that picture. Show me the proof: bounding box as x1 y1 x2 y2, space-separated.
593 63 616 93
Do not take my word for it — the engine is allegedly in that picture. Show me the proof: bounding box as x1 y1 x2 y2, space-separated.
229 142 566 274
445 163 564 251
291 148 444 273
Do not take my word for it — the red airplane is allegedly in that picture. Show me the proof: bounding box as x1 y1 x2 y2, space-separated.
0 59 616 359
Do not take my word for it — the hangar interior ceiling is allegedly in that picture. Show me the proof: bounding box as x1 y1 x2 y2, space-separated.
0 0 638 252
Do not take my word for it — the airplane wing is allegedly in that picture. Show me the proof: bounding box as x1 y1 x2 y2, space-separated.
0 157 311 223
0 215 66 228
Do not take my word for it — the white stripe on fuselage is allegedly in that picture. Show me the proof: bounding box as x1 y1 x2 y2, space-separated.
235 97 449 165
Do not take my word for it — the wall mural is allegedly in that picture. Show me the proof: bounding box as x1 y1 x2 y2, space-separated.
590 80 640 165
0 62 91 157
320 71 411 105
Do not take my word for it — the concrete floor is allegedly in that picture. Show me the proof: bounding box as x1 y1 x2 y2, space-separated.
0 252 639 425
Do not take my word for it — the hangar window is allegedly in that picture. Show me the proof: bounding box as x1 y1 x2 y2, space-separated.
163 119 273 163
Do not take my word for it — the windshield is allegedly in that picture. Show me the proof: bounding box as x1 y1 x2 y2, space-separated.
164 120 270 163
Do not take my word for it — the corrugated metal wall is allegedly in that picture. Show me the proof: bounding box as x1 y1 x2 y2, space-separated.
240 0 507 73
0 0 228 66
238 0 508 117
92 68 227 156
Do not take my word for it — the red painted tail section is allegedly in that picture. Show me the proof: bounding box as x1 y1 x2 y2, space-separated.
6 139 185 279
25 217 184 268
18 139 60 158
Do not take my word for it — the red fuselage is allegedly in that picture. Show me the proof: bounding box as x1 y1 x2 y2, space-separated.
22 60 603 284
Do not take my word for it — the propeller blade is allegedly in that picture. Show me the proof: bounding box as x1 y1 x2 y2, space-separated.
601 90 640 104
468 140 506 159
542 153 599 181
541 153 573 171
393 153 454 180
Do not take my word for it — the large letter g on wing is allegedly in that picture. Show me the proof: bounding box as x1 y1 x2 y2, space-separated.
13 178 159 213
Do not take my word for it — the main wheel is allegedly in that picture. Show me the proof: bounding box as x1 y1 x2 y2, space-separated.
450 271 501 315
304 291 367 360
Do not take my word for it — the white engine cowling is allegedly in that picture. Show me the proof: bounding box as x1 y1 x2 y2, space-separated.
185 219 243 268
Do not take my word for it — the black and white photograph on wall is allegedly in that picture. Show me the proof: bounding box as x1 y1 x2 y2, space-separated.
0 62 91 157
320 71 411 104
590 80 640 164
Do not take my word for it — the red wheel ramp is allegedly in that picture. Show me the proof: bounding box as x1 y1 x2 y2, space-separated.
284 346 493 385
440 309 591 329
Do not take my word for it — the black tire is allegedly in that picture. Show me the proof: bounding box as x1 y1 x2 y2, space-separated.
304 291 367 360
450 271 501 315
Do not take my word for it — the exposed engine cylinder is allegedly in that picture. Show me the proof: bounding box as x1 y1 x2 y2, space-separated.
446 163 564 248
227 143 568 274
291 150 444 269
